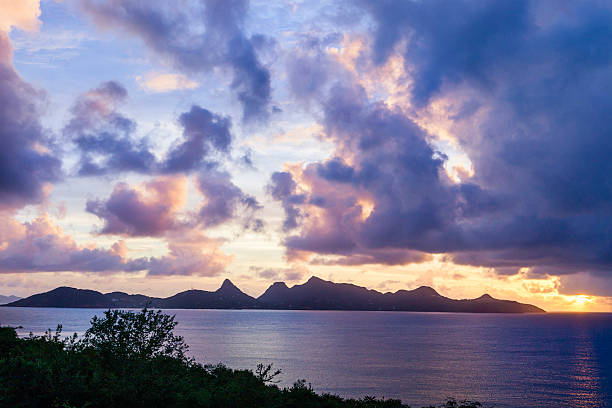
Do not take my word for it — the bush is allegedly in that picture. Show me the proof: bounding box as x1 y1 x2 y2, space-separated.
0 309 483 408
80 308 189 361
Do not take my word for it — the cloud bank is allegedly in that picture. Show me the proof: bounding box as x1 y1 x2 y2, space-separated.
80 0 272 122
268 0 612 279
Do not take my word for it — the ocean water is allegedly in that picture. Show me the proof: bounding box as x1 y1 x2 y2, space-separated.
1 307 610 407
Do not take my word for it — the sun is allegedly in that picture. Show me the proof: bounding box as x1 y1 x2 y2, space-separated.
573 295 592 307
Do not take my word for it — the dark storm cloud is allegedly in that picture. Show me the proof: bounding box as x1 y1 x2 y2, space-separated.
275 81 464 263
65 82 234 176
70 81 260 241
0 34 62 209
162 106 232 173
270 0 612 276
316 158 355 183
80 0 272 122
64 81 156 176
357 0 612 272
196 168 262 229
267 172 305 232
359 0 531 106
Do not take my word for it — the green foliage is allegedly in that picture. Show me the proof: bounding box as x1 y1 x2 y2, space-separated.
80 308 189 361
0 309 484 408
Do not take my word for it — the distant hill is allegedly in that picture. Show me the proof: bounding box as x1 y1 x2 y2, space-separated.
3 287 155 308
3 276 545 313
0 294 21 305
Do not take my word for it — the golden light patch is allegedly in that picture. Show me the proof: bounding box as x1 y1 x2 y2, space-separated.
0 0 41 33
327 35 412 109
136 72 199 93
572 295 593 306
357 199 374 221
326 35 364 75
31 142 51 155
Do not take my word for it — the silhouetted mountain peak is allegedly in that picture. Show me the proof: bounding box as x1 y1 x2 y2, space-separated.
409 286 441 297
53 286 76 292
475 294 495 301
258 281 290 303
7 278 545 313
218 279 240 293
304 276 328 286
104 291 129 297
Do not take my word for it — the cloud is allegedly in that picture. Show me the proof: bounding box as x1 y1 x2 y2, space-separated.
0 211 230 276
136 72 199 93
250 265 308 282
83 170 261 276
358 0 612 274
196 168 262 229
64 81 156 176
162 105 232 173
86 176 188 237
0 214 144 273
65 82 233 176
145 230 231 277
0 0 41 34
0 32 62 210
80 0 272 122
266 171 304 232
269 77 452 265
86 167 263 238
269 0 612 280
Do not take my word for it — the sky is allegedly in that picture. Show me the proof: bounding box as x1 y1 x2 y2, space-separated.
1 0 611 312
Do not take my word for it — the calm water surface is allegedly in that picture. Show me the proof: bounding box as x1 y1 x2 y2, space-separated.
1 307 610 407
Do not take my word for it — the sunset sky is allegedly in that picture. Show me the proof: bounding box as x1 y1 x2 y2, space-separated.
1 0 612 312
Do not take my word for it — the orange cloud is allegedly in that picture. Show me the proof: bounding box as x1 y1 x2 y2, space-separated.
0 0 41 34
136 72 199 92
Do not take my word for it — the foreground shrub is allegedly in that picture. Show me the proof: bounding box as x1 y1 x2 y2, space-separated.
0 309 483 408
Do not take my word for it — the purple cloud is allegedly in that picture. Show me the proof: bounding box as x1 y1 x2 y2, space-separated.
64 81 156 176
250 265 308 282
0 34 61 209
0 215 145 274
270 1 612 277
162 106 232 173
267 171 305 232
80 0 272 122
197 169 262 229
65 82 234 176
86 176 187 237
0 214 228 277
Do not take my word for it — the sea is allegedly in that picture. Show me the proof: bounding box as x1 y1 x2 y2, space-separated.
1 307 610 408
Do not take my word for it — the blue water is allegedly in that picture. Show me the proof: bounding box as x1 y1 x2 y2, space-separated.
1 308 610 407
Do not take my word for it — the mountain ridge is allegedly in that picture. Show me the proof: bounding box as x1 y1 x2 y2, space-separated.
2 276 545 313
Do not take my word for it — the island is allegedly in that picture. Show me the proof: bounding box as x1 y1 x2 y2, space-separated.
3 276 544 313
